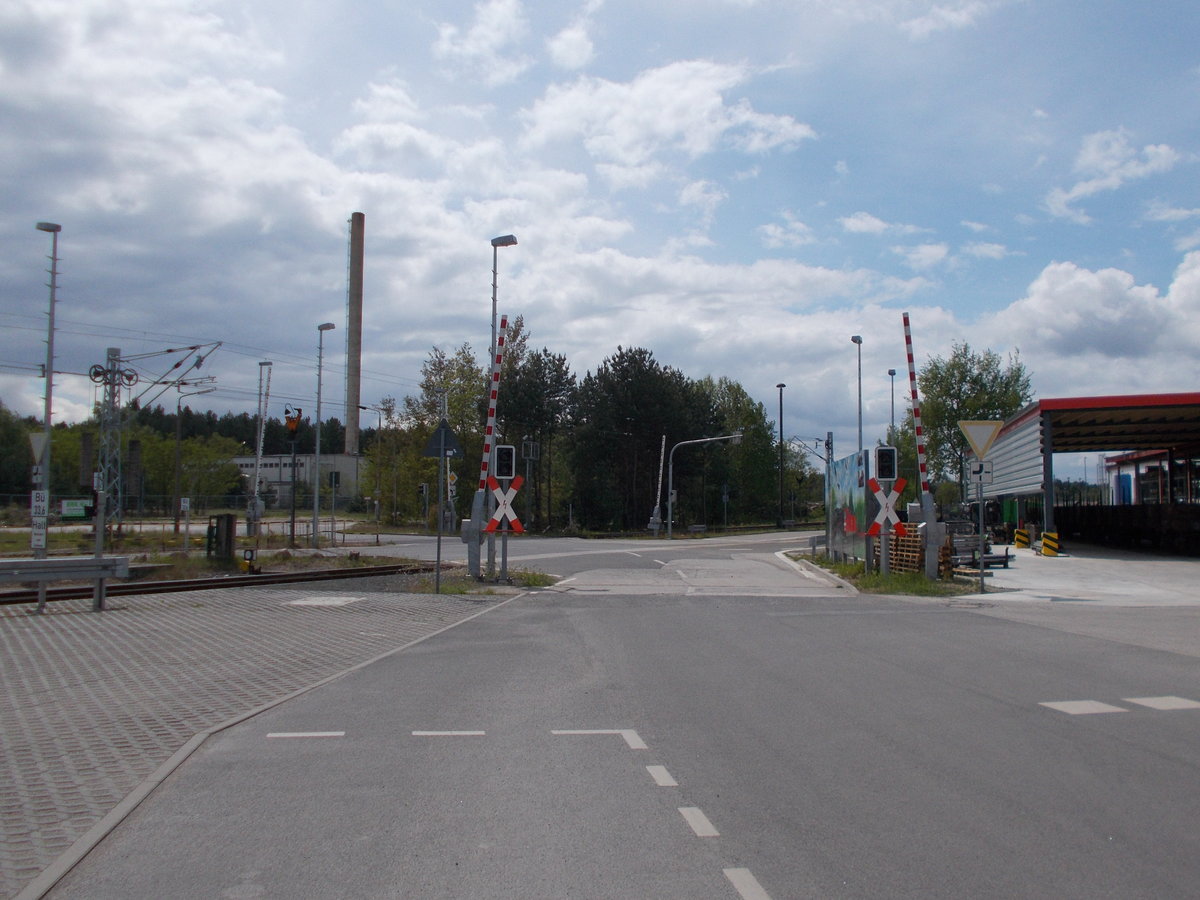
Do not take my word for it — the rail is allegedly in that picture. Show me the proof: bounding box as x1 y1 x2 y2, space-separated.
0 561 446 608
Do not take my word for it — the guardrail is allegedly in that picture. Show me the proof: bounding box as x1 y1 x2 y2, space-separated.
0 556 130 613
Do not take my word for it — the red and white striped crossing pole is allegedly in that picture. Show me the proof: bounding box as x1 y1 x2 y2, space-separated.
902 312 935 518
478 314 508 491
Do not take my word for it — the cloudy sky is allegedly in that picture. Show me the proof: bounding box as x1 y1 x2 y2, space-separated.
3 0 1198 460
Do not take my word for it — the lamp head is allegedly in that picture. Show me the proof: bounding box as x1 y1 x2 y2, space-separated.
318 322 336 331
36 222 61 233
491 234 518 248
888 368 896 376
851 335 862 345
776 383 786 390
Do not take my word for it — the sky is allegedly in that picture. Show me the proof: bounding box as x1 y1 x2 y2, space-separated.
3 0 1199 466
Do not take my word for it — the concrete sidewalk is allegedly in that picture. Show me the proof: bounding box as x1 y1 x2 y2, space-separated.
0 580 516 900
964 542 1200 606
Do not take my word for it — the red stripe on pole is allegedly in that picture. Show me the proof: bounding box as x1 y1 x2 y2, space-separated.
902 312 933 507
478 315 509 490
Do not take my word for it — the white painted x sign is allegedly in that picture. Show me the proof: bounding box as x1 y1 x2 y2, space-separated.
484 475 524 533
867 477 907 536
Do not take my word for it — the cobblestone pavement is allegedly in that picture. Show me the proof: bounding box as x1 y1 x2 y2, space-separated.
0 580 514 900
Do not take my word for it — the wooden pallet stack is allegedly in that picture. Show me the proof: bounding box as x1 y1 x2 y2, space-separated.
871 532 925 574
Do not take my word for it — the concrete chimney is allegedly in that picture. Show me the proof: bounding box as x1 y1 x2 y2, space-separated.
344 212 365 455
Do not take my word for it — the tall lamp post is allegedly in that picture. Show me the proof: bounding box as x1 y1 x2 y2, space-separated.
776 383 786 527
35 222 61 564
312 322 336 548
851 336 863 463
667 431 742 538
485 234 517 577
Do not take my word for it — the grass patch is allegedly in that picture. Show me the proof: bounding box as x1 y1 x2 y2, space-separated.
804 553 975 597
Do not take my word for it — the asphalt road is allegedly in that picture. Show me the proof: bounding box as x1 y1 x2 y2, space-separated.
48 536 1200 899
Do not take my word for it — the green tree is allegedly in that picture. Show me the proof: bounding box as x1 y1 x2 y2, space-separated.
502 346 575 529
700 376 781 523
401 343 486 521
0 401 36 496
569 347 717 531
918 343 1033 496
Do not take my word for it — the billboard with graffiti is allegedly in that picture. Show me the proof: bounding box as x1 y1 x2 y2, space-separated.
829 450 875 560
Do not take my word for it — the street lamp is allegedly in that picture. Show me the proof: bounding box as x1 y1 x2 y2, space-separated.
667 431 742 538
888 368 897 435
776 383 786 528
313 322 336 548
851 336 863 464
34 222 60 563
485 233 517 577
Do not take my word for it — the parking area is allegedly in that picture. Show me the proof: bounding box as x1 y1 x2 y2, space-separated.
0 582 514 900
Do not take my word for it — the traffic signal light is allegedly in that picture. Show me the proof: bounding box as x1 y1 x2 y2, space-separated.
417 483 426 495
874 446 898 481
494 445 516 479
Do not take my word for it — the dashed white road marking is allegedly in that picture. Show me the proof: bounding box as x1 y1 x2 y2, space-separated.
724 867 772 900
1039 700 1127 715
646 765 678 786
412 730 487 736
679 806 719 837
552 728 648 750
266 731 345 738
1124 695 1200 710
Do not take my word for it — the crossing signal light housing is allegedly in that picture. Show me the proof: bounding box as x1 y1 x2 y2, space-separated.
874 446 898 481
494 445 516 479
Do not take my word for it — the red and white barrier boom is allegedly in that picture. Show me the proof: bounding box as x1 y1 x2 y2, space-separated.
902 312 935 518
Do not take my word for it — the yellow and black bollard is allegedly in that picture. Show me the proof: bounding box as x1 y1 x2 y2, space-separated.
1041 532 1060 556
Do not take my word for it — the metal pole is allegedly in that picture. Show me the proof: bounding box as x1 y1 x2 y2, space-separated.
313 323 335 548
34 223 60 615
776 383 785 527
435 428 445 594
888 368 896 434
667 449 676 539
37 223 60 498
666 432 743 539
486 235 516 579
979 479 986 594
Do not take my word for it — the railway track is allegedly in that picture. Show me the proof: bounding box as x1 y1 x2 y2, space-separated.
0 561 448 607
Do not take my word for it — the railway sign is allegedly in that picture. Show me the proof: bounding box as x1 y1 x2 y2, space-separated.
866 477 907 537
483 475 524 533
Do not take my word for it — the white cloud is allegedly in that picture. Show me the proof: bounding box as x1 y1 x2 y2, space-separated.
1144 201 1200 223
828 0 1013 39
679 179 728 226
962 241 1008 259
839 211 925 235
900 1 999 38
433 0 533 87
520 60 815 176
1045 128 1182 224
546 1 605 70
547 22 595 70
892 242 949 270
759 211 815 248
